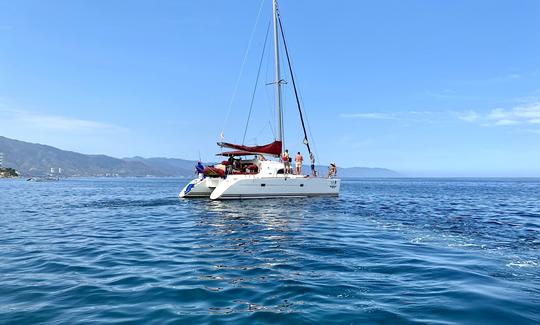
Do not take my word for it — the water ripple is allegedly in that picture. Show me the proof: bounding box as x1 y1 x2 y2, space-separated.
0 178 539 324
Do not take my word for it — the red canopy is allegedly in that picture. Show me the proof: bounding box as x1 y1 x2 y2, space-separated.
217 140 282 156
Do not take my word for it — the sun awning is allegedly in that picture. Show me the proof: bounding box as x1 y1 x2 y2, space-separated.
217 140 282 156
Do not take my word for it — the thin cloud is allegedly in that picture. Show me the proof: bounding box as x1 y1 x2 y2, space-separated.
340 101 540 129
462 102 540 127
424 88 459 99
523 128 540 135
339 110 442 124
494 119 519 126
339 112 397 120
458 111 480 122
0 107 126 133
507 73 521 80
464 72 524 86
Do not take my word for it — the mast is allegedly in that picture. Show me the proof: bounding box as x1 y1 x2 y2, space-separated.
272 0 284 153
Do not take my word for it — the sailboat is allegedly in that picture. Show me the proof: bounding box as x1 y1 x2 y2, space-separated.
179 0 341 200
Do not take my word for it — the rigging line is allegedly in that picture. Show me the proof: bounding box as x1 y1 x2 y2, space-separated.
268 120 276 139
298 91 320 160
220 0 266 139
278 14 312 156
255 119 272 140
292 71 321 164
242 21 271 145
264 87 276 138
262 48 276 139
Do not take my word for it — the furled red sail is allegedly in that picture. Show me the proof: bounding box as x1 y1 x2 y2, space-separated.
217 141 282 156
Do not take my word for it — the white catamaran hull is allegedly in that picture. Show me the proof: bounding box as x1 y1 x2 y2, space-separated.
179 177 222 198
180 160 340 200
209 176 340 200
180 175 339 201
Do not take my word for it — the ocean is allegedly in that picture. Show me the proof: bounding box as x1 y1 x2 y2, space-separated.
1 178 539 324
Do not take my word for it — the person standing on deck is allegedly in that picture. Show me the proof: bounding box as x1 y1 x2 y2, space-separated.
195 161 205 179
282 150 290 174
295 152 303 175
225 155 234 176
310 152 316 177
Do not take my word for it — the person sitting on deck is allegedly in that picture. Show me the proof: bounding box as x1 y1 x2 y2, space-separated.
233 158 241 171
327 162 337 178
195 161 205 179
295 152 303 175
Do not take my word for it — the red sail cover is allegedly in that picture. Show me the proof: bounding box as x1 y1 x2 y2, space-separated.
218 141 282 156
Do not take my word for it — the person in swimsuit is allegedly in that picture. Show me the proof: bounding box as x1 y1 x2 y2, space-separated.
295 152 303 175
327 162 337 178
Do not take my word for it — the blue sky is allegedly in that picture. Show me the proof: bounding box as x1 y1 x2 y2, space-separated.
1 0 539 176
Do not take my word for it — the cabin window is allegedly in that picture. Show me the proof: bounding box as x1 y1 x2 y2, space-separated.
261 184 266 187
300 184 304 187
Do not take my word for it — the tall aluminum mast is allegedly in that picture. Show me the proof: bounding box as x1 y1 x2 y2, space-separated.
273 0 284 153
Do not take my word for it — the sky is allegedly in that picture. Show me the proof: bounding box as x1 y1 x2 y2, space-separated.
1 0 539 176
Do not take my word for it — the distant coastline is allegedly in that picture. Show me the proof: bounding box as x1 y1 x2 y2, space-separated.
0 136 400 178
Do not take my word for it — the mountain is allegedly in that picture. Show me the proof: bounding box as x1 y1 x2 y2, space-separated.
335 166 400 178
123 157 198 177
304 165 399 178
0 136 162 177
0 136 400 177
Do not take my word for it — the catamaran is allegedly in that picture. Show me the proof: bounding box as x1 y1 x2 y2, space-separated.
179 0 340 200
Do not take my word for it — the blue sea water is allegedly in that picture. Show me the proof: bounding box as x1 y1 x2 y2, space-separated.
0 177 539 324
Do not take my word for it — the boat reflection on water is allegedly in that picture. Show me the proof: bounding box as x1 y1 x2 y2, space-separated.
181 196 341 258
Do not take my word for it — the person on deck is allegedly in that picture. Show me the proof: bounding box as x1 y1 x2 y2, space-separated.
295 152 303 175
282 150 290 174
226 155 234 175
195 161 205 179
327 162 337 178
310 152 317 177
